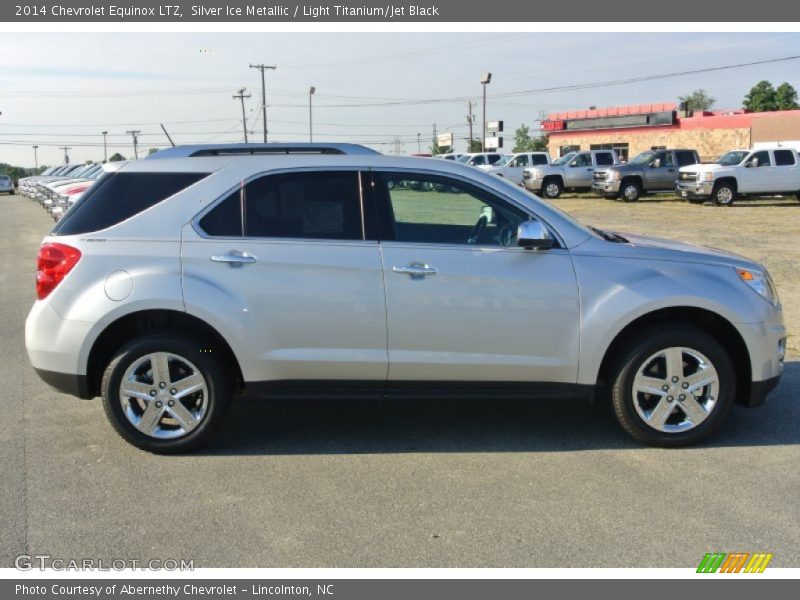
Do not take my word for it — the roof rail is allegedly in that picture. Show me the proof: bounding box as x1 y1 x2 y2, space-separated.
146 143 380 159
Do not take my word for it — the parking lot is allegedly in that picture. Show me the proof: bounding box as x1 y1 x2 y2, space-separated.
1 193 798 568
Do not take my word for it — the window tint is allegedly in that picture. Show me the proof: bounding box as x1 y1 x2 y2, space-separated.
749 151 772 168
595 152 614 166
774 150 796 166
488 154 503 165
470 155 486 165
377 173 528 247
532 154 549 165
52 172 208 236
199 189 243 237
511 155 529 167
676 151 697 167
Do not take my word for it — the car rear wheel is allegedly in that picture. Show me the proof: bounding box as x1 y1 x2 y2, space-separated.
542 178 563 199
101 334 231 453
712 182 736 206
608 325 735 447
620 180 642 202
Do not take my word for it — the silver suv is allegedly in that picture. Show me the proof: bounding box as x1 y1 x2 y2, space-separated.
25 144 786 452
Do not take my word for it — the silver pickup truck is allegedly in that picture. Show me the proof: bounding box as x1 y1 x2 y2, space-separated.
593 149 700 202
523 150 619 198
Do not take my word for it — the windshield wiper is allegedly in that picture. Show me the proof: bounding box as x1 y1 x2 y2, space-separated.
591 226 628 243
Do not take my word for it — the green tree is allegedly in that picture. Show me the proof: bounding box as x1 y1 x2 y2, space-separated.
108 152 126 162
148 148 159 156
466 139 482 152
678 89 716 112
775 82 799 110
513 124 548 153
743 80 778 112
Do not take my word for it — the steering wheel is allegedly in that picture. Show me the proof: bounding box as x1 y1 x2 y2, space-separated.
467 215 488 244
498 224 516 247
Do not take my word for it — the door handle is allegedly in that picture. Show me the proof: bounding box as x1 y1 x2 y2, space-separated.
211 250 257 266
392 263 438 278
668 169 675 172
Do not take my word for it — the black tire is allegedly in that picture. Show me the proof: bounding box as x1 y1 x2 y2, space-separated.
101 334 231 453
686 197 705 205
712 182 736 206
541 177 563 199
620 179 642 202
608 325 735 447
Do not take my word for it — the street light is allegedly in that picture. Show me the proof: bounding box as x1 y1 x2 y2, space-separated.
480 72 492 152
101 131 108 163
309 86 316 142
32 145 39 169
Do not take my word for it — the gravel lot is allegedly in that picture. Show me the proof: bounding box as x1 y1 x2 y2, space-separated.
1 193 797 569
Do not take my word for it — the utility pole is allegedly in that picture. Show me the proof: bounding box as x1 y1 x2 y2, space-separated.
417 133 421 153
309 86 316 142
232 88 251 143
32 145 39 169
249 63 276 142
125 130 141 159
101 131 108 162
160 123 176 147
480 72 492 152
466 100 475 150
432 123 437 154
59 146 72 164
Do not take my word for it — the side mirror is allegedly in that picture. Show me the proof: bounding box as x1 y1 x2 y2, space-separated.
569 161 578 167
517 221 554 250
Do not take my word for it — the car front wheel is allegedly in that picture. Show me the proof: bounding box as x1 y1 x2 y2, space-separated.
609 325 735 447
620 180 642 202
101 334 231 453
712 183 736 206
542 178 563 199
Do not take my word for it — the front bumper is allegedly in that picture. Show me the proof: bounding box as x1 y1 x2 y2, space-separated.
676 181 714 199
523 178 542 192
736 306 786 406
592 180 621 195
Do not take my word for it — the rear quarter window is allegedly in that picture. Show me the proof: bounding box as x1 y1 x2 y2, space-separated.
51 172 208 236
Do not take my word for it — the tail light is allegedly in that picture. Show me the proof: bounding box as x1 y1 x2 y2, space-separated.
36 243 81 300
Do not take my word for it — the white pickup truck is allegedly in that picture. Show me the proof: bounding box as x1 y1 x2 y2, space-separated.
677 148 800 206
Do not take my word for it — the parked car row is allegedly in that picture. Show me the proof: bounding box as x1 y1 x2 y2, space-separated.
17 163 105 220
519 146 800 206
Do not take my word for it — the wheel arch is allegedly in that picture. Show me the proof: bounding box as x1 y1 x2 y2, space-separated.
595 306 752 406
86 309 244 399
714 176 738 192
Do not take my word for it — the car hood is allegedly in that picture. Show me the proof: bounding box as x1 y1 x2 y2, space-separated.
679 163 729 173
610 232 760 268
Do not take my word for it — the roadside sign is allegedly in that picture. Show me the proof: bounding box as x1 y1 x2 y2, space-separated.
485 136 503 149
437 133 454 147
487 121 504 133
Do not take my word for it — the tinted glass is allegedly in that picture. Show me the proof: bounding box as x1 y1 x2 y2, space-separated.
750 151 772 167
532 154 549 165
573 154 593 167
774 150 796 166
199 189 243 237
378 173 527 247
512 155 529 167
595 153 614 166
52 172 208 235
676 151 697 166
244 171 362 240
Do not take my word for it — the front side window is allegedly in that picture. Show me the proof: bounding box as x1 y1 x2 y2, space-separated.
376 173 529 247
572 153 592 167
199 171 363 240
748 151 772 168
511 155 530 167
774 150 796 166
470 155 487 166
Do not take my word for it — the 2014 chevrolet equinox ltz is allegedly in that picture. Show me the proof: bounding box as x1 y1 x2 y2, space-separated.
25 144 786 453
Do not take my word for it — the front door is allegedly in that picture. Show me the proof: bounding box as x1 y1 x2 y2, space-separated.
644 151 676 190
369 170 580 390
739 150 774 193
566 153 594 188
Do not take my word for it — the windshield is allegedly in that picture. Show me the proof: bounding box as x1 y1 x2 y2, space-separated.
552 152 577 166
494 155 512 167
627 151 657 166
716 151 749 166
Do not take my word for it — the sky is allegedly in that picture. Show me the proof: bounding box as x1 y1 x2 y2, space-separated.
1 32 800 167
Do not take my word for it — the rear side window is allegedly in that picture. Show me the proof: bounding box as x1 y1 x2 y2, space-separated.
532 154 549 165
52 172 208 236
595 153 614 166
774 150 796 166
199 171 363 240
676 151 698 166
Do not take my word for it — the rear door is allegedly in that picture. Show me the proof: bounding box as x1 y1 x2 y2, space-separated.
181 169 388 388
773 149 799 192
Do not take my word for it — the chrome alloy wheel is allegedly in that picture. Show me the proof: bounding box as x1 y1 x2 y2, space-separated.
716 186 734 205
545 182 560 197
631 347 719 433
623 184 639 201
119 352 208 439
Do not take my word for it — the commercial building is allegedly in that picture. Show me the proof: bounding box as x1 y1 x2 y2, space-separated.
540 102 800 161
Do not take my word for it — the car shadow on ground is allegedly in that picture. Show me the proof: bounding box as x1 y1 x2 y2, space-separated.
204 361 799 456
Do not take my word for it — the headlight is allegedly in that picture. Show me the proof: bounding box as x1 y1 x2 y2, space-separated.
703 172 714 182
736 267 780 306
606 170 619 182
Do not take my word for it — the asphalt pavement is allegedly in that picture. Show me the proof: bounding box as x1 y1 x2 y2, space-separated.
1 194 798 568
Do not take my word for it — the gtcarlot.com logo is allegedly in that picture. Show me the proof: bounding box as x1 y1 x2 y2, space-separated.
15 554 194 571
697 552 773 573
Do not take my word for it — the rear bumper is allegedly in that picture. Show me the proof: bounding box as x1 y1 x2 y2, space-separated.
34 368 92 399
